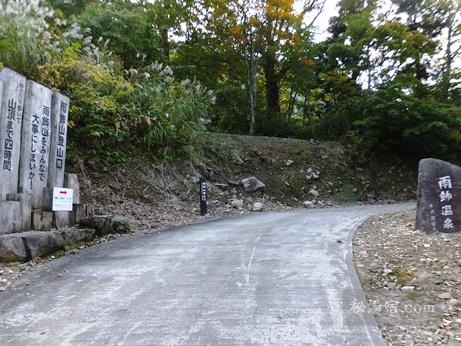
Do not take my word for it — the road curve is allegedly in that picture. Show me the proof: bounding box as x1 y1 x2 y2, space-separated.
0 204 413 346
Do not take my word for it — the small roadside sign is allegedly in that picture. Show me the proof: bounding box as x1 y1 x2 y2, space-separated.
199 177 207 216
52 188 73 211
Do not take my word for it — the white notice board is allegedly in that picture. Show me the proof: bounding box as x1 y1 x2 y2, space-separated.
52 188 73 211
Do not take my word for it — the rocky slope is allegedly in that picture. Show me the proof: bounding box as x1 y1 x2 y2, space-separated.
76 132 417 232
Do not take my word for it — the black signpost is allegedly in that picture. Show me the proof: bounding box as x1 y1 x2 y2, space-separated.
199 177 207 216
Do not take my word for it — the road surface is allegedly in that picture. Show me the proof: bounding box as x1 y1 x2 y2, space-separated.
0 204 413 345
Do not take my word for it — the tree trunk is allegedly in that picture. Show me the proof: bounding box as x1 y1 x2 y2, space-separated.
263 54 281 117
287 89 297 124
161 0 170 62
161 28 170 63
441 14 454 101
366 46 372 90
248 40 258 136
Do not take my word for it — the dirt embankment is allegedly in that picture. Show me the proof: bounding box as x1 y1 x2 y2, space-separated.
75 133 417 232
354 209 461 345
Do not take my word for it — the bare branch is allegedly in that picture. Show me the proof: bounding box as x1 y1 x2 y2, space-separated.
307 0 327 28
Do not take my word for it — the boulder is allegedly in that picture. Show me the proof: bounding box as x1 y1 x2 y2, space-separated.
303 201 315 209
0 234 27 262
285 160 294 167
80 215 112 235
80 215 132 235
22 231 65 260
57 228 95 244
308 189 319 198
111 215 132 233
0 228 99 262
230 199 244 210
252 202 264 212
242 177 266 192
416 158 461 233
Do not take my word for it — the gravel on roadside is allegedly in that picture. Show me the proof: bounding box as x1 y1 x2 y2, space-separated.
354 209 461 346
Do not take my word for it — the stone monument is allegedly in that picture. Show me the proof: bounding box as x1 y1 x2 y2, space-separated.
0 67 89 234
0 68 26 200
18 80 53 209
0 68 26 234
48 92 69 189
416 158 461 233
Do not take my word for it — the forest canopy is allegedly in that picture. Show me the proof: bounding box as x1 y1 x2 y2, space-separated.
0 0 460 161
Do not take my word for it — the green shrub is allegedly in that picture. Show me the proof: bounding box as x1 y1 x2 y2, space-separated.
318 87 461 161
339 183 359 202
126 63 215 158
0 4 54 79
350 89 461 160
38 48 214 160
1 2 214 162
79 3 164 69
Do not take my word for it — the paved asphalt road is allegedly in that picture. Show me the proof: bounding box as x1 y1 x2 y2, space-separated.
0 204 413 346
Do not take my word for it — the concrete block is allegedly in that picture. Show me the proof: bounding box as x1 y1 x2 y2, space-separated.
74 205 84 224
74 204 93 224
19 193 32 231
70 204 94 226
0 201 21 234
18 80 53 209
31 210 53 231
0 68 26 200
47 92 69 189
40 187 53 211
0 233 27 262
64 173 80 204
54 211 71 229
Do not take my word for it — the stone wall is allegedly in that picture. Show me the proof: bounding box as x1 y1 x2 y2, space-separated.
0 68 82 234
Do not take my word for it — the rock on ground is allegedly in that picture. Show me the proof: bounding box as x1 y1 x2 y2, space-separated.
0 228 96 263
230 199 244 210
80 215 132 236
308 188 319 198
0 235 27 262
303 200 315 208
252 202 264 212
242 176 266 193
